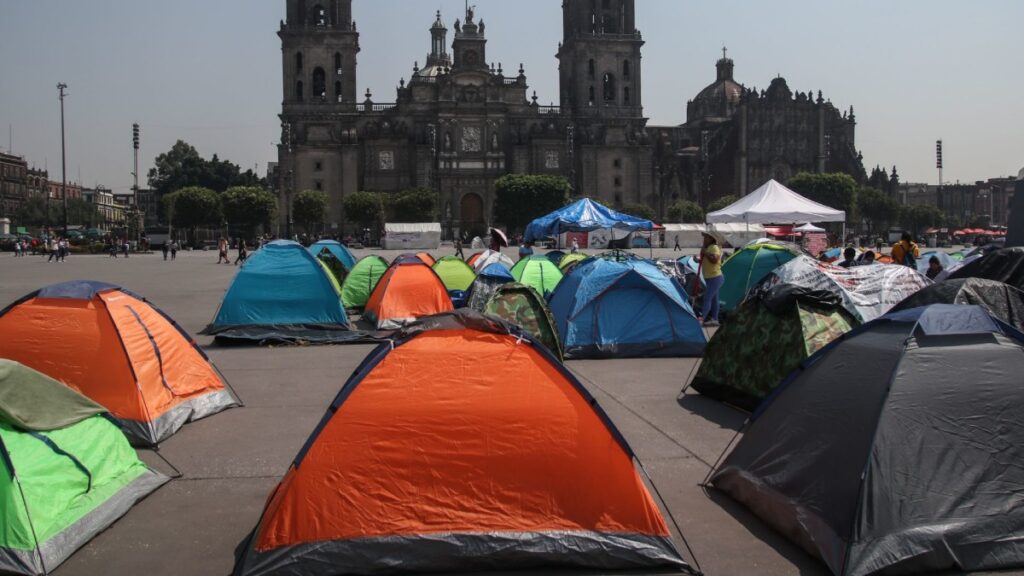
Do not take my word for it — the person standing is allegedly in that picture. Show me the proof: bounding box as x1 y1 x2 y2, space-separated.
673 235 681 252
454 236 464 260
571 238 580 254
162 241 170 261
700 232 724 327
59 238 68 262
217 237 230 264
891 232 920 268
13 241 21 258
170 240 179 261
122 239 130 258
234 240 248 265
47 238 58 263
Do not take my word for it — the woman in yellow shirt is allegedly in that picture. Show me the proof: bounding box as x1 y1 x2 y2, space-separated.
700 232 724 327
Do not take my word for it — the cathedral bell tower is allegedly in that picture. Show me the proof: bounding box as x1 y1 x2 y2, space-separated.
558 0 643 116
280 0 359 106
452 5 487 71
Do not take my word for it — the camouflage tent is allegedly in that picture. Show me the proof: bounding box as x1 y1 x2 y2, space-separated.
466 263 514 313
691 286 858 412
484 284 564 361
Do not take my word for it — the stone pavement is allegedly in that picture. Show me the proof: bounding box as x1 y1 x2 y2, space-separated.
0 249 965 575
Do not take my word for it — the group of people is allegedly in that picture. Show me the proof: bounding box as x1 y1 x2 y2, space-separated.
45 238 70 263
106 238 131 258
11 240 30 257
217 238 248 266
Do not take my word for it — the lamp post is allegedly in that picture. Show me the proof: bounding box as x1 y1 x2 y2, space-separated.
57 83 68 238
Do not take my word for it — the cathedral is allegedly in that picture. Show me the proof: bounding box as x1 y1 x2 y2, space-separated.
277 0 864 236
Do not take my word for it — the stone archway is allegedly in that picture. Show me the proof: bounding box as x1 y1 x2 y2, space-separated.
460 193 486 239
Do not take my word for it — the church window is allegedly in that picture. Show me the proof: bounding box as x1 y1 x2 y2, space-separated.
613 158 622 168
315 181 323 191
314 161 323 172
623 59 631 79
334 53 342 73
312 5 328 27
296 81 304 102
312 68 327 100
624 87 631 105
296 52 303 72
603 14 618 34
588 59 595 79
614 177 622 187
603 73 616 102
335 81 342 102
588 86 595 105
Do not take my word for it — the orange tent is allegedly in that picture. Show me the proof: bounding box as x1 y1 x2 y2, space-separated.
363 260 453 329
415 252 436 266
466 251 484 267
0 281 238 445
235 312 689 575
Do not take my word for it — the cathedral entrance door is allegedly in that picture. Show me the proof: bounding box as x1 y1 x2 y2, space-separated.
460 193 486 240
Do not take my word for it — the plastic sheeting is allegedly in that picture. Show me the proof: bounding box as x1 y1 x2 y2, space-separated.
750 255 931 323
712 305 1024 576
950 247 1024 290
550 258 706 359
466 263 514 313
234 311 687 575
524 199 653 243
472 249 515 273
890 278 1024 329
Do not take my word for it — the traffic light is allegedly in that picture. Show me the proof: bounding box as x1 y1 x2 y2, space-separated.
936 140 943 170
133 123 140 150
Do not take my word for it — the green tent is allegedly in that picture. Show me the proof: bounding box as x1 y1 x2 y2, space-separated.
558 253 588 272
432 257 477 292
0 360 168 575
718 243 801 312
341 255 389 311
690 287 858 412
510 256 564 297
484 284 564 362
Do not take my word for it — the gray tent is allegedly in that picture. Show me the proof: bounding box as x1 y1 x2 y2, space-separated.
711 305 1024 576
890 277 1024 328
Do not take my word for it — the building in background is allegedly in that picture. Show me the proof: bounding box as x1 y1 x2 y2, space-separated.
82 186 125 230
0 152 28 218
46 179 82 200
898 177 1017 228
26 167 48 198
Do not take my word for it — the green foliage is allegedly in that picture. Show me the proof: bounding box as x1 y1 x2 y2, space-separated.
901 204 945 234
293 190 330 233
707 195 738 212
493 175 571 233
787 172 857 218
668 200 705 223
387 188 438 223
858 187 901 233
14 196 54 228
14 196 97 229
620 202 656 221
343 191 384 229
223 186 277 235
162 186 222 232
147 140 265 198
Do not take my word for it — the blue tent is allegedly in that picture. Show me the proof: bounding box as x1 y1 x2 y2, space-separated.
309 240 356 271
549 258 707 358
524 199 654 243
203 241 351 342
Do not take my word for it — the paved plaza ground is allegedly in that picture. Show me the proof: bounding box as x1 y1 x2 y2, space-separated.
0 248 1003 576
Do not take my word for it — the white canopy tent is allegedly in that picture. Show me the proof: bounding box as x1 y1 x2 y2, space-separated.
794 223 827 233
663 224 708 249
706 180 846 225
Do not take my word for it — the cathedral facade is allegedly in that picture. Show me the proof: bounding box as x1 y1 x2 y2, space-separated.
277 1 863 235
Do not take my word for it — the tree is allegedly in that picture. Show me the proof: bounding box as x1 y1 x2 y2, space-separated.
668 200 704 223
787 172 858 219
493 175 571 233
148 140 266 199
388 188 438 223
66 198 100 228
163 186 222 242
858 187 901 234
707 195 737 213
901 204 945 235
293 190 330 233
14 195 53 228
222 186 277 237
343 191 384 230
621 202 656 221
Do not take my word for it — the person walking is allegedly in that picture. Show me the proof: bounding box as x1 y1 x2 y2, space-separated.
122 239 130 258
217 237 230 264
891 232 921 268
673 235 681 252
454 237 464 260
699 232 725 327
13 241 21 258
162 242 170 261
170 240 179 261
47 238 58 263
59 238 68 262
234 240 248 265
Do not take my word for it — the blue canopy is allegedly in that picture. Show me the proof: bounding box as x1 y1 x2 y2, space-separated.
309 240 356 271
524 199 654 243
209 241 349 330
549 258 706 359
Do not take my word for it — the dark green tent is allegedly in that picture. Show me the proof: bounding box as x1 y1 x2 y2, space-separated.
0 360 168 575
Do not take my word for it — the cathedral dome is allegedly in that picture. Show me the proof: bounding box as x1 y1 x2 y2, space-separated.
688 52 743 123
765 76 793 101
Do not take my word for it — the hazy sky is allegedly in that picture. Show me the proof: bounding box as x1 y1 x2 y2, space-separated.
2 0 1022 194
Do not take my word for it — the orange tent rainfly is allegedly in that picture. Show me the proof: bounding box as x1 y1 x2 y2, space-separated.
234 311 690 576
363 258 454 329
0 281 239 446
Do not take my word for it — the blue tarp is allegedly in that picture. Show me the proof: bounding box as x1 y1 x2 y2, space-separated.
309 240 356 271
549 258 707 358
524 199 654 243
207 241 349 331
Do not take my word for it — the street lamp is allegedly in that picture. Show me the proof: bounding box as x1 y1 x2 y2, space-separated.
57 83 69 238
